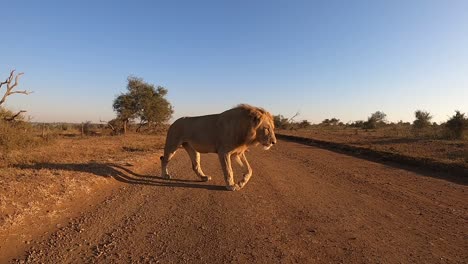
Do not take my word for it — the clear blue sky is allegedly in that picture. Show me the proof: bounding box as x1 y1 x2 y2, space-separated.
1 0 467 123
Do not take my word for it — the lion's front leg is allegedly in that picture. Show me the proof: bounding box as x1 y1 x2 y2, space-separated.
237 153 253 189
218 152 239 191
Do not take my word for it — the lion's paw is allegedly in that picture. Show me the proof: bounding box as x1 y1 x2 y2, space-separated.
162 174 172 180
237 181 245 188
201 176 211 182
226 184 241 191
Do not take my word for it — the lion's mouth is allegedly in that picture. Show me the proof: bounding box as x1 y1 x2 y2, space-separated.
263 144 273 150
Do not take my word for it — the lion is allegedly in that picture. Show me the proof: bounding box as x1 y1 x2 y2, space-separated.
160 104 277 191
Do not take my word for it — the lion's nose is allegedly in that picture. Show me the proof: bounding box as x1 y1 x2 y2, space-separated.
271 140 276 145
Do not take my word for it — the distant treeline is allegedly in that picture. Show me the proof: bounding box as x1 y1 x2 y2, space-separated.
274 110 468 140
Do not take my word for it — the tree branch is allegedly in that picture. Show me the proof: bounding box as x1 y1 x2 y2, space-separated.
0 80 7 90
9 90 33 95
4 110 26 121
8 72 24 91
0 70 14 91
0 70 32 106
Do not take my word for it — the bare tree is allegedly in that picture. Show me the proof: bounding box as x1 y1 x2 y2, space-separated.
0 70 32 121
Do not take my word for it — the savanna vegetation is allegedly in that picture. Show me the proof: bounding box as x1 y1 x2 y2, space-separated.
0 71 173 166
275 110 468 170
1 67 466 169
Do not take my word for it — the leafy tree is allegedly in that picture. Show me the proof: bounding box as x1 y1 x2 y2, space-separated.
113 76 173 133
113 93 135 133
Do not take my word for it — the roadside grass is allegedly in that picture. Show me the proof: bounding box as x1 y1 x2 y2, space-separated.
276 125 468 169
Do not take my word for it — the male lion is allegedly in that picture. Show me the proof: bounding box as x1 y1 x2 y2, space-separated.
160 104 276 191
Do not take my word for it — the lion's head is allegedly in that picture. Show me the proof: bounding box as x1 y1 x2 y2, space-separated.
255 118 276 150
232 104 277 150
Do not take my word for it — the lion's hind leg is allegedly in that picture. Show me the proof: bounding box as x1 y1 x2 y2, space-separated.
161 142 179 180
182 143 211 182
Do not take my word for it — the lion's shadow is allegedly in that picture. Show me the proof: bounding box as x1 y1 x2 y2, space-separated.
15 162 227 191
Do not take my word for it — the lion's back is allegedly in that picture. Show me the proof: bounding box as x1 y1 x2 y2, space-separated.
166 114 221 152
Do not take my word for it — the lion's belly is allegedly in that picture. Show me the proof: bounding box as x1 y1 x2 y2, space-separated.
189 142 217 154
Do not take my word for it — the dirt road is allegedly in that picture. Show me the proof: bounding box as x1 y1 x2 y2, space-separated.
10 140 468 263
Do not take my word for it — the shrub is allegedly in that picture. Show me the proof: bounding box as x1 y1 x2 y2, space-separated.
363 111 387 129
82 121 92 135
0 107 26 122
80 121 103 136
298 120 311 129
445 111 467 139
0 120 43 158
321 118 340 126
412 110 433 137
348 120 365 128
413 110 432 129
61 123 70 131
107 118 125 135
273 115 290 129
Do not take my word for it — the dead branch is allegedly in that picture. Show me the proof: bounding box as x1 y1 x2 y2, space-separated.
100 119 116 132
0 70 32 106
4 110 26 121
287 111 300 123
0 70 14 90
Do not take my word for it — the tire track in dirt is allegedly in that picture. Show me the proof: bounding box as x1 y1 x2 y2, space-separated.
10 140 468 263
